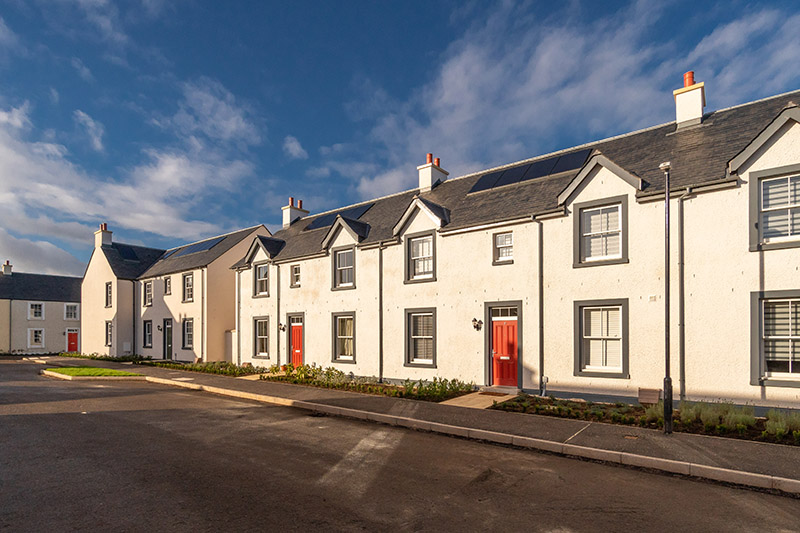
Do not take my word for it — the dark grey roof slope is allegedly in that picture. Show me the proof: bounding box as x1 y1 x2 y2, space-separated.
141 226 264 278
102 242 165 280
416 197 450 224
339 217 370 240
265 90 800 262
230 235 286 270
0 272 81 302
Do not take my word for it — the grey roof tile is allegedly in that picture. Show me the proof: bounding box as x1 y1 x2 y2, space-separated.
0 272 81 302
102 243 165 280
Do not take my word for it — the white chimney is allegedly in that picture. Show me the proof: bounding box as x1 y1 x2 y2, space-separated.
282 197 309 229
673 71 705 129
1 260 11 276
417 153 449 192
94 223 112 248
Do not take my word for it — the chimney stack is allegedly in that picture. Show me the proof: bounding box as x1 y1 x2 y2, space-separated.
673 70 705 129
282 197 309 229
94 223 112 248
417 153 449 193
1 260 11 276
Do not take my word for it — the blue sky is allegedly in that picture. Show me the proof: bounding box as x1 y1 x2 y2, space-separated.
1 0 799 276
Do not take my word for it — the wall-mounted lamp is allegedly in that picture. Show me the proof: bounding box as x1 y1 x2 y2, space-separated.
278 323 286 332
472 318 483 331
157 325 162 332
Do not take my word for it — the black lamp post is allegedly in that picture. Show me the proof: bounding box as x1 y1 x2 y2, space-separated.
660 161 674 435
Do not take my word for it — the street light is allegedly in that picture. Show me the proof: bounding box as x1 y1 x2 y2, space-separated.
659 161 674 435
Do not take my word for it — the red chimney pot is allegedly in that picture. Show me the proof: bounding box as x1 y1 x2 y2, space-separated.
298 199 303 209
426 153 433 164
683 71 695 88
289 196 294 207
434 157 440 167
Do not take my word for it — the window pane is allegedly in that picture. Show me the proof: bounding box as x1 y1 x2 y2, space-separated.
792 302 800 335
763 178 789 209
584 308 602 337
337 250 353 268
414 258 433 275
763 210 789 239
413 338 433 360
602 207 620 231
498 246 513 259
338 317 353 337
496 233 512 247
585 339 604 367
765 301 790 336
791 208 800 236
605 308 621 338
583 209 602 234
337 338 354 357
257 320 269 337
765 339 790 362
605 233 621 256
605 339 622 368
412 314 433 336
339 267 353 285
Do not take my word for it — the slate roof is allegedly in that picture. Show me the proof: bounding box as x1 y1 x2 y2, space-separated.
101 242 165 280
249 89 800 263
338 217 370 241
140 226 264 278
0 272 82 302
230 235 286 270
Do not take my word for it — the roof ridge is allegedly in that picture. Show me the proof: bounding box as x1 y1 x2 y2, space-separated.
164 224 264 252
108 242 166 252
9 272 83 279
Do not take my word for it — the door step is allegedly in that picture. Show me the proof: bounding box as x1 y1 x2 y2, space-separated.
480 385 521 395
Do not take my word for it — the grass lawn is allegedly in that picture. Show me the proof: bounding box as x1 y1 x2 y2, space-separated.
46 366 142 377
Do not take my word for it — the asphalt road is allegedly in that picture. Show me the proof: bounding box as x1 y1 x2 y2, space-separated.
2 358 799 532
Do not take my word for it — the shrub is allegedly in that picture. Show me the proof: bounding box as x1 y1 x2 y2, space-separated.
58 352 151 363
644 401 664 424
765 409 789 438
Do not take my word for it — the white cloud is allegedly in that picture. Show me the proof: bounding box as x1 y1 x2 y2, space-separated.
161 77 261 145
282 135 308 160
0 102 30 129
73 110 104 151
340 2 800 200
49 88 60 104
305 166 331 178
70 57 94 82
0 16 19 50
71 0 128 46
0 229 84 276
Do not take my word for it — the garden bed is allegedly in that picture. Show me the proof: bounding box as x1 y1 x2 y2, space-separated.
492 393 800 446
44 366 143 378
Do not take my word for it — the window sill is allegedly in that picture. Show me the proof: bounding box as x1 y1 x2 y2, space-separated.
252 293 270 299
575 369 629 379
332 358 356 364
332 285 356 291
492 259 514 266
750 240 800 252
405 361 437 369
289 285 301 289
182 299 194 303
759 377 800 388
253 355 270 360
404 276 436 285
573 257 629 269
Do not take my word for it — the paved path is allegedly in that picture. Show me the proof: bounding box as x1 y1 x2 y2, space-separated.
31 356 800 489
3 358 800 532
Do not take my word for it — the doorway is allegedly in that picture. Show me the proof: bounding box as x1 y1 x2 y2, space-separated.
163 318 173 360
486 303 521 388
287 314 304 366
66 328 79 352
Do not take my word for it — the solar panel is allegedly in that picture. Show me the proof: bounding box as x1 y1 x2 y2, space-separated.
305 203 374 230
520 156 559 182
550 148 592 175
493 164 530 188
161 249 178 259
173 236 225 258
468 170 504 193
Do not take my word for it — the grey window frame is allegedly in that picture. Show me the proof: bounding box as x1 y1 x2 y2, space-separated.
164 276 171 295
573 298 629 378
182 273 194 302
750 289 800 387
105 321 112 347
573 195 629 268
290 264 301 288
331 312 356 364
144 281 153 306
64 303 79 320
182 318 194 349
253 316 269 359
749 163 800 252
253 262 269 297
331 245 356 290
404 307 437 368
105 282 112 307
404 230 437 284
492 231 514 265
143 320 153 348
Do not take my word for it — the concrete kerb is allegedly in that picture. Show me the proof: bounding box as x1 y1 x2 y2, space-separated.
41 369 147 381
50 369 800 497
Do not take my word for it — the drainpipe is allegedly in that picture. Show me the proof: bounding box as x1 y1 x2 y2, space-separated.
201 268 206 362
236 269 241 366
678 187 692 401
131 280 136 356
537 220 545 395
378 242 385 383
276 263 281 366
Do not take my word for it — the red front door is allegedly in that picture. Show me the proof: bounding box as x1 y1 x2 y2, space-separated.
67 330 79 352
291 323 303 366
492 320 518 387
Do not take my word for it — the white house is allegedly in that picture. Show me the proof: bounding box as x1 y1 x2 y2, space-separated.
232 74 800 408
0 260 82 354
82 223 269 361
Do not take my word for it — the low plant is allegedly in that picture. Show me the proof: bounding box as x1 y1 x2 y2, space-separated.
58 352 151 363
142 360 268 376
644 401 664 424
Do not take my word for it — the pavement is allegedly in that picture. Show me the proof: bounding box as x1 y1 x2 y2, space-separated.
6 357 800 532
30 355 800 496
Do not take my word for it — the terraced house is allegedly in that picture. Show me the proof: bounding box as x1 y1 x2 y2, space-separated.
82 223 268 360
232 74 800 408
0 261 82 354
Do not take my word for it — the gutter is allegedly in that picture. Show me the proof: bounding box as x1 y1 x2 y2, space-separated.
636 176 737 203
678 187 692 400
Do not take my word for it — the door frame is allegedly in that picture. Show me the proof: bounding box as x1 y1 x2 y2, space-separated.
484 300 523 388
65 327 80 352
163 318 173 360
286 312 305 366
